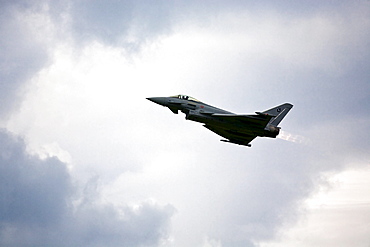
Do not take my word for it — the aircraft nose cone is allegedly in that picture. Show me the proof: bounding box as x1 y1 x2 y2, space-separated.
146 97 166 106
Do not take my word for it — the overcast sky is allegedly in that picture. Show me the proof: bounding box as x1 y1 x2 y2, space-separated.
0 1 369 246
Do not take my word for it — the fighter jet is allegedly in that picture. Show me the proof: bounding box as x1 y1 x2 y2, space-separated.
147 94 293 147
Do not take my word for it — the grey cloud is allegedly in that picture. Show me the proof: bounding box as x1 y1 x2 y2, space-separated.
1 1 369 246
197 135 366 246
0 2 51 118
0 129 71 227
0 0 175 117
69 0 174 50
70 0 336 48
211 3 370 127
0 129 175 246
204 145 316 245
67 201 175 247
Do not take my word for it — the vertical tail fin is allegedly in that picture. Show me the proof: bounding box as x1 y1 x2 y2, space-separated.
263 103 293 126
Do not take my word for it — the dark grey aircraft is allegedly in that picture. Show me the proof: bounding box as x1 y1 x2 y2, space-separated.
147 94 293 147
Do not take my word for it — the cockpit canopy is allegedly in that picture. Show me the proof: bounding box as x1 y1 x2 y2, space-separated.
170 94 200 102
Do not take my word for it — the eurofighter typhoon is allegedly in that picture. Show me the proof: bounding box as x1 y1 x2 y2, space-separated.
147 95 293 147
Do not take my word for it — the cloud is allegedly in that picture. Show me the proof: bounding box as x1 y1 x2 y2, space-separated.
0 2 52 118
0 129 71 227
1 1 369 246
0 129 175 246
259 166 370 247
69 0 175 50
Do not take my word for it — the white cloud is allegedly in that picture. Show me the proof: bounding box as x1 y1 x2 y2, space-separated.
1 1 370 246
0 129 175 247
260 166 370 247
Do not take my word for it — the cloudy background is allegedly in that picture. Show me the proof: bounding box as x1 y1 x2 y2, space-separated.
1 0 369 246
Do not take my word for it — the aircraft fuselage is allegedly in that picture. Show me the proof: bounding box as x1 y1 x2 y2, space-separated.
147 95 293 147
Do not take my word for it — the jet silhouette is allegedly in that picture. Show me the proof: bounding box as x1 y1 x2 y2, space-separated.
147 94 293 147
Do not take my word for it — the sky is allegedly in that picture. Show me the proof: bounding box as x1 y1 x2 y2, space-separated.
0 0 369 246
